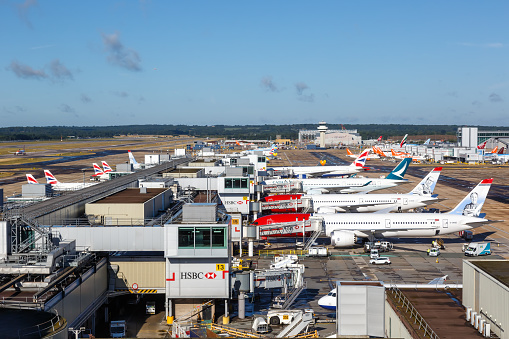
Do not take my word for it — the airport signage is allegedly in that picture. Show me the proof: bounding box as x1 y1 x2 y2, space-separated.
167 262 230 298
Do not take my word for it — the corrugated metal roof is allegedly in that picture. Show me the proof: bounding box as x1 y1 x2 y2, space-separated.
471 260 509 288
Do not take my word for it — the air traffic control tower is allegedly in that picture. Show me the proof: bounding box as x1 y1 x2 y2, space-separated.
318 121 328 148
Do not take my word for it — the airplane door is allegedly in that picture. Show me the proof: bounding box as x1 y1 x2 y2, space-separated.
428 219 438 228
359 198 364 204
443 219 449 228
385 219 391 228
403 198 408 205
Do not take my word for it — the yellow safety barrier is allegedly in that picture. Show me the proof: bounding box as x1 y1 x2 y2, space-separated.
258 249 308 256
295 330 319 338
209 323 263 338
167 316 174 325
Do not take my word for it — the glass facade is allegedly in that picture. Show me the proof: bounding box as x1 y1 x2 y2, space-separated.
178 226 226 249
224 178 249 189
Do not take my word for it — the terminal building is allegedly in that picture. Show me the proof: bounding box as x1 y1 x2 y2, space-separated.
457 126 509 149
298 122 362 147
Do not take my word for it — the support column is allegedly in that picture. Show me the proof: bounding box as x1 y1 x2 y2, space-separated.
223 299 230 324
248 240 254 257
238 293 245 319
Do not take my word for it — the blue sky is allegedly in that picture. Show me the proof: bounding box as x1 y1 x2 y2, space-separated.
1 1 509 127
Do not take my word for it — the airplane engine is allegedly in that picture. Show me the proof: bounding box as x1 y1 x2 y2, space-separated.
306 189 324 195
316 207 337 213
330 230 357 247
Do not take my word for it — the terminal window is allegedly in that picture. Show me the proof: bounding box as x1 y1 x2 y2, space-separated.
178 227 194 248
225 178 249 189
178 227 227 249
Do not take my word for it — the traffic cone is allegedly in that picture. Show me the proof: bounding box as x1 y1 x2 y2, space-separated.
436 258 439 263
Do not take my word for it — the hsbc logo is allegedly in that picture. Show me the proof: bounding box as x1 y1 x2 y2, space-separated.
180 272 217 280
225 201 245 205
205 272 216 279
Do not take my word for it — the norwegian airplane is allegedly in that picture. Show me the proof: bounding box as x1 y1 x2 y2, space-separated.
272 149 370 178
128 150 142 169
253 179 497 247
262 167 442 213
43 170 97 191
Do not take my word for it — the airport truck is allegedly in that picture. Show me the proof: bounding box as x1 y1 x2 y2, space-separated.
110 320 126 338
465 242 491 256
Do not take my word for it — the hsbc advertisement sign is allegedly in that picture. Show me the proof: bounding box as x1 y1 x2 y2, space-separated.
219 194 250 214
167 261 230 298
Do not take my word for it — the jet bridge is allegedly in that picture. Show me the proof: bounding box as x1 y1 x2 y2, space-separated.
257 218 322 238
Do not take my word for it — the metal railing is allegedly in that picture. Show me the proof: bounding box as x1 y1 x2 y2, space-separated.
258 249 308 256
14 311 66 338
388 287 439 339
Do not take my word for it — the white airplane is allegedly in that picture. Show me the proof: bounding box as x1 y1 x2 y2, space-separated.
310 167 442 212
346 148 379 159
318 275 449 310
322 178 496 247
241 144 278 156
128 150 142 169
262 158 411 194
299 158 411 194
272 149 370 178
92 162 111 180
43 170 97 191
26 174 39 184
253 179 497 247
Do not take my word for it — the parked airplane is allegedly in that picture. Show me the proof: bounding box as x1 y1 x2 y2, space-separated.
423 138 431 145
128 150 142 169
477 141 488 149
43 170 97 191
26 174 39 184
261 166 440 213
272 150 370 178
242 144 278 156
399 134 408 148
254 179 497 247
102 161 113 173
346 148 379 159
308 166 441 212
390 149 427 162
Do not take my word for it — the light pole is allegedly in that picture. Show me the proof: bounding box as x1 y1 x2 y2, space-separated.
69 327 86 339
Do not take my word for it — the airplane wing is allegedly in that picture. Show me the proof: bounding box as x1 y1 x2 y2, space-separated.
372 206 398 214
465 219 505 228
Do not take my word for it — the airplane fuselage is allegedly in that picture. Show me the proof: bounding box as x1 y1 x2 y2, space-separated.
310 193 437 212
317 212 482 238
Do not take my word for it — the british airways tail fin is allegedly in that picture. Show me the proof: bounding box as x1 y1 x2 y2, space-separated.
43 170 60 184
351 149 370 167
101 161 112 173
128 150 138 165
399 134 408 148
385 158 411 180
26 174 39 184
409 167 442 195
93 163 105 176
447 179 492 216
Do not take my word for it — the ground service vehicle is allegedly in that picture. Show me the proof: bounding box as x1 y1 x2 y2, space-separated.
110 320 126 338
146 301 156 314
465 242 491 256
370 249 380 259
370 257 391 265
428 248 440 257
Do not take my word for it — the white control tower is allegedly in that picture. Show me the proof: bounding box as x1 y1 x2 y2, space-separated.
317 121 328 148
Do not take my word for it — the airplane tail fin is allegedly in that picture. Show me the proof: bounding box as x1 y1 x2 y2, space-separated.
93 163 105 176
128 150 138 165
26 174 39 184
409 167 442 195
498 147 505 154
477 141 487 149
491 146 498 154
399 134 408 148
351 149 370 167
447 179 493 216
346 148 354 156
377 135 382 142
373 146 385 157
43 170 59 184
391 149 398 157
424 138 431 145
386 158 412 180
101 161 112 173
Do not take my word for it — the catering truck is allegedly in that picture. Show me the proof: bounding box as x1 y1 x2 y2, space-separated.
464 242 491 257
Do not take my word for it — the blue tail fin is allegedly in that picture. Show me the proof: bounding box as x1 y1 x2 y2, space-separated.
386 158 411 180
